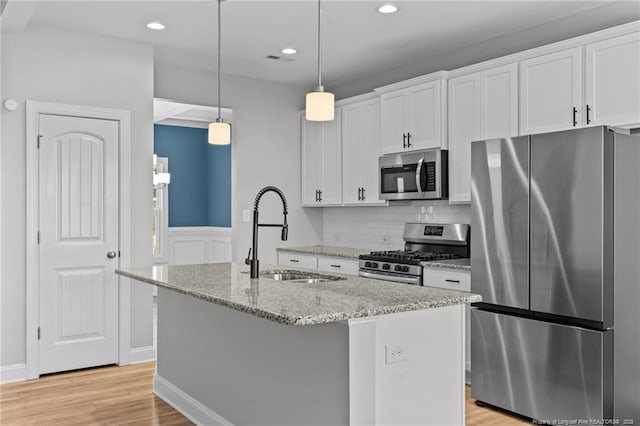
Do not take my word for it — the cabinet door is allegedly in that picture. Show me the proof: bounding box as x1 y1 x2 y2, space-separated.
585 31 640 127
407 80 443 150
360 99 386 205
341 103 363 205
520 47 583 134
482 63 518 139
448 73 481 203
320 109 342 205
380 91 407 154
301 115 323 206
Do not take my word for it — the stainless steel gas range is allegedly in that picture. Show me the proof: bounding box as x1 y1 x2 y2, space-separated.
358 223 470 286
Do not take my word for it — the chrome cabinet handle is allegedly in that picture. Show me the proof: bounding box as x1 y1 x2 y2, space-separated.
586 104 591 124
330 264 341 268
289 259 299 263
402 133 407 148
318 190 322 202
445 279 460 283
107 251 117 259
361 187 366 200
573 107 578 127
407 132 412 147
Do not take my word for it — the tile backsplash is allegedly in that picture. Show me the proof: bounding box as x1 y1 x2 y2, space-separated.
322 201 470 250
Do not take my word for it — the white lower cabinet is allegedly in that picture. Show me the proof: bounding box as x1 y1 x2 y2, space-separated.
277 251 359 276
317 256 359 275
423 267 472 379
277 252 318 270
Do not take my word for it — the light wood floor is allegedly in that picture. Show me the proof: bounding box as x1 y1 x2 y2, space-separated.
1 362 531 425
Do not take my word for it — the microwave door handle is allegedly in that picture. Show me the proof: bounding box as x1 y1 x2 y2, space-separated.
416 157 424 192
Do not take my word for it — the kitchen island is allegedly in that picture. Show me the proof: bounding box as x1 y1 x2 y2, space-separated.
116 263 481 425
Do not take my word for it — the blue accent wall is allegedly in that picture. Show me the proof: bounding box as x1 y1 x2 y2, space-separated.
154 124 231 227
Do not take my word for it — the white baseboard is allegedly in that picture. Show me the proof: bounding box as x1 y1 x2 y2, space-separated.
153 374 232 426
130 345 156 364
1 363 27 384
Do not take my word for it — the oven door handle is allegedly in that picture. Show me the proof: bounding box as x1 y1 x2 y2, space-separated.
359 270 421 285
416 157 424 192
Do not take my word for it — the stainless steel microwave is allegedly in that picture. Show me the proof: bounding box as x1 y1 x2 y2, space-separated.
379 149 448 200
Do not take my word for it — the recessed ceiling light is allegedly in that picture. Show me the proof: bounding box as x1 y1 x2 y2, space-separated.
377 4 398 14
281 48 297 55
146 22 166 30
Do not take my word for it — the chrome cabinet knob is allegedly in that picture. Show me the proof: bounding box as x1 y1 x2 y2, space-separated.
106 251 117 259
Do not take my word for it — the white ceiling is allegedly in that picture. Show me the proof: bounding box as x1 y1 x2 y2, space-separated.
4 0 615 88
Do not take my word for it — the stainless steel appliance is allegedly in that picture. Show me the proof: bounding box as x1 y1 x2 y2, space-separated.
379 149 448 200
471 126 640 421
359 223 469 285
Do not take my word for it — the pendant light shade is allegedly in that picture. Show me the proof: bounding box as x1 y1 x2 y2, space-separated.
305 90 334 121
208 120 231 145
305 0 334 121
209 0 231 145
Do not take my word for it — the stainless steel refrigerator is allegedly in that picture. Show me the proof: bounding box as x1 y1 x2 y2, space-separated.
470 126 640 421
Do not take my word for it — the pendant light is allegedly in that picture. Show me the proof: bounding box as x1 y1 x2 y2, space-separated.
305 0 334 121
209 0 231 145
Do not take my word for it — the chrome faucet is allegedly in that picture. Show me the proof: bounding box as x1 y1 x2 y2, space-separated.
245 186 288 278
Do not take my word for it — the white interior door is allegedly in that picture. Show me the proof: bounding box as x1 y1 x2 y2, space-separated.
38 114 119 374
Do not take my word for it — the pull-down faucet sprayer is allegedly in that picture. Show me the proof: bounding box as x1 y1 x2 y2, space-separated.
245 186 288 278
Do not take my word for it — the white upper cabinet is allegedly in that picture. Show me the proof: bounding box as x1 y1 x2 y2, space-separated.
482 63 519 139
377 73 448 154
585 32 640 127
407 81 445 151
342 98 386 206
519 47 583 135
448 73 481 204
448 63 518 203
380 91 406 154
301 109 343 207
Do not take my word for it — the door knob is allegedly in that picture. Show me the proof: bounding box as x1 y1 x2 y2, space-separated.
106 251 117 259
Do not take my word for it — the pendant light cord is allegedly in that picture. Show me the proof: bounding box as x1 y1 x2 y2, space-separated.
217 0 222 121
317 0 322 90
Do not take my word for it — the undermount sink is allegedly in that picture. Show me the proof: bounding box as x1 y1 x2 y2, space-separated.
258 270 346 283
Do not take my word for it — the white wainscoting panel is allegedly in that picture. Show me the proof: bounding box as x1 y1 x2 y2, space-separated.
168 227 232 265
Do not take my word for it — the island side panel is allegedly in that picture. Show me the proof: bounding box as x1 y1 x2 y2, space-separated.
349 305 465 425
155 288 350 425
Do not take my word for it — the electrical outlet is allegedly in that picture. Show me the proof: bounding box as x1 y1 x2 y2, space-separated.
385 344 408 364
242 210 251 222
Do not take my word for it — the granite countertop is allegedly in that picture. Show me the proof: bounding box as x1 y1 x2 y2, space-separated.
116 262 481 326
277 245 372 260
422 258 471 272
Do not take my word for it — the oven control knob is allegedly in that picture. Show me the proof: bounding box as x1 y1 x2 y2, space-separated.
372 262 379 268
402 266 410 273
382 263 390 270
394 265 402 271
364 261 372 268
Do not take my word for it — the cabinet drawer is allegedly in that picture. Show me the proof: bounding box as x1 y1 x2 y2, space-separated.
317 257 359 276
277 252 317 270
423 268 470 292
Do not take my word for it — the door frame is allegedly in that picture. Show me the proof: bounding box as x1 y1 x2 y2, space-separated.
25 101 132 379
